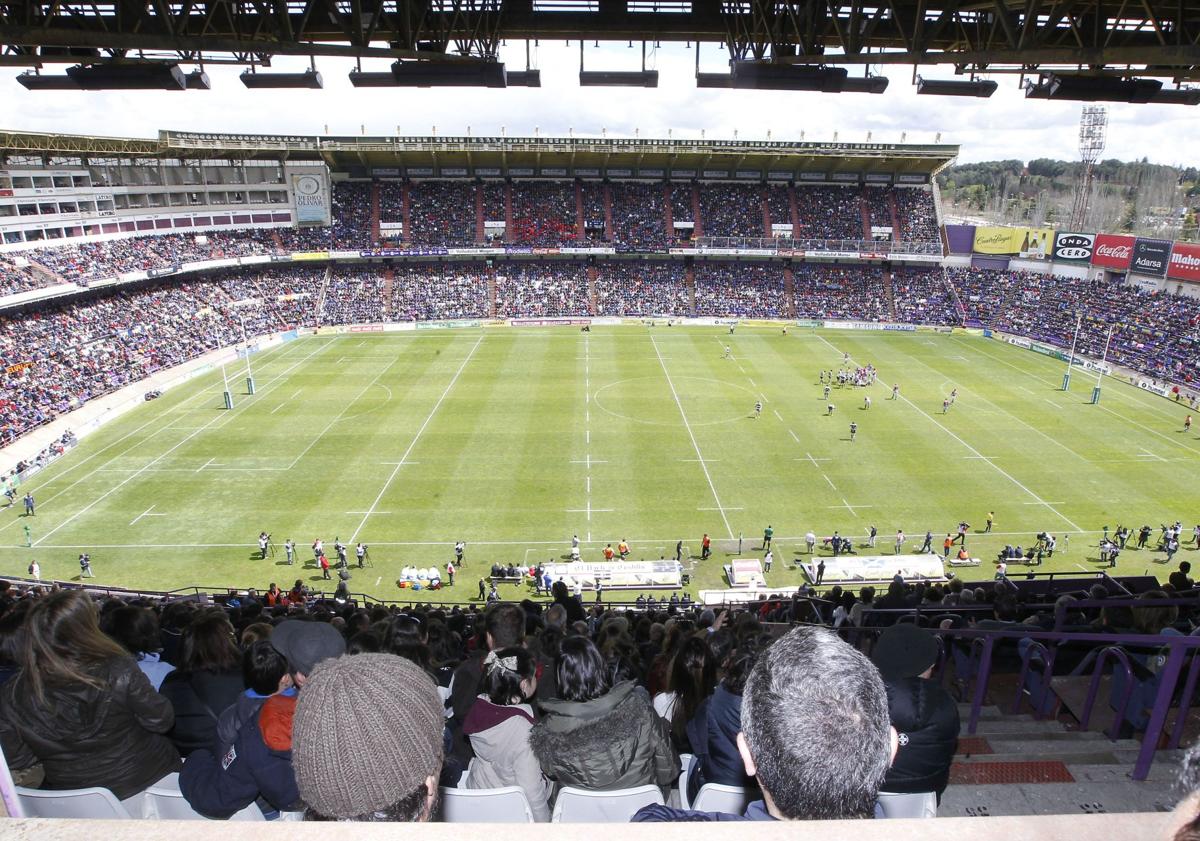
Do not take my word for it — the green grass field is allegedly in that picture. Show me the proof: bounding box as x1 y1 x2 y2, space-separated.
3 324 1197 603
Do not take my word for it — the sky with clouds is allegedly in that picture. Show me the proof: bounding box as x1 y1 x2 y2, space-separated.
1 41 1195 167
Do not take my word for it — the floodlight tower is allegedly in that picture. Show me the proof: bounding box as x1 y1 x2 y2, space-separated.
1069 105 1107 230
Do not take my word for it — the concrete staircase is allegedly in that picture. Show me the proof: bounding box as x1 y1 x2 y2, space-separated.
602 183 614 243
381 267 395 320
690 184 704 238
938 703 1182 817
474 184 486 244
662 184 674 244
943 266 969 325
859 188 873 240
369 181 381 245
889 190 902 241
881 268 896 320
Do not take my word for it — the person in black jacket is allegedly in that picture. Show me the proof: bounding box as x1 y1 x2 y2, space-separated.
871 622 959 801
0 590 180 800
159 609 245 756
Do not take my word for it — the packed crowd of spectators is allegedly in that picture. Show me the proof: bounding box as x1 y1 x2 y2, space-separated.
609 183 668 252
668 184 694 224
390 265 489 321
509 183 579 248
891 267 960 325
330 182 373 250
765 185 793 232
956 268 1200 383
794 186 864 241
698 184 764 239
322 269 385 325
895 188 940 243
408 182 478 248
595 262 689 316
481 184 507 240
378 182 404 227
0 255 43 297
694 263 786 318
580 183 607 246
495 263 590 318
863 187 895 235
792 263 888 321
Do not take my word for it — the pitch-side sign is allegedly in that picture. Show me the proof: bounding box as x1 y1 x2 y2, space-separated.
1131 238 1172 277
1090 233 1136 271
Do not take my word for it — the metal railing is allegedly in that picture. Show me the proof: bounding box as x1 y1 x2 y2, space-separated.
692 235 943 255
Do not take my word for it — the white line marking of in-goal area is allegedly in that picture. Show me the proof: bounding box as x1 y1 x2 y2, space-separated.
651 333 734 539
349 334 484 543
196 457 217 473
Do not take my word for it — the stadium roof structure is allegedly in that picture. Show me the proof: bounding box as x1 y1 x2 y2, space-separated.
1 0 1198 86
0 129 959 179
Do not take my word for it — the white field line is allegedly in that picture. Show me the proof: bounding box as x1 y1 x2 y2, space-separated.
25 341 329 546
815 334 1082 533
10 529 1118 551
957 337 1200 458
0 339 303 532
349 335 484 542
651 333 734 539
128 504 164 526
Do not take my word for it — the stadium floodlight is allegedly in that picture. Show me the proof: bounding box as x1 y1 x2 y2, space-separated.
578 70 659 87
506 69 541 87
239 69 324 89
695 72 735 88
731 62 848 92
841 75 889 94
15 72 80 90
348 71 397 87
1148 87 1200 105
65 62 188 90
392 60 507 87
916 76 998 98
1024 74 1162 103
184 70 211 90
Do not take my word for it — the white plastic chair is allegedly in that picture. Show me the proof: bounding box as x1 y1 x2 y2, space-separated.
692 783 749 815
677 754 698 810
550 785 664 823
440 786 536 823
874 791 938 819
142 773 265 821
16 786 132 819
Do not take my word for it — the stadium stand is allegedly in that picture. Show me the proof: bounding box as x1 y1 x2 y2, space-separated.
494 263 590 318
694 263 786 318
608 183 668 252
891 266 960 325
407 182 478 248
895 188 940 243
794 186 862 240
792 263 889 321
390 264 490 321
329 182 373 250
595 261 689 317
697 184 763 239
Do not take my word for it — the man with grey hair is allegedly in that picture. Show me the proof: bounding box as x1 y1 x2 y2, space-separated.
633 625 897 821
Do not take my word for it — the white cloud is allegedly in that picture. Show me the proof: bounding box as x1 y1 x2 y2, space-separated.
0 43 1194 167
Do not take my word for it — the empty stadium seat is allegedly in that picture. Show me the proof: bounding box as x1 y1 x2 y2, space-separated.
141 773 266 821
550 785 664 822
677 754 697 809
440 786 536 823
691 783 749 814
16 786 133 819
875 791 938 819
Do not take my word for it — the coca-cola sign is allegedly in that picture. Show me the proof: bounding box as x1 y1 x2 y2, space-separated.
1052 232 1094 262
1131 238 1172 277
1168 241 1200 282
1090 233 1136 270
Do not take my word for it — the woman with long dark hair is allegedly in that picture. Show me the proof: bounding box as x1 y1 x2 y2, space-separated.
530 636 677 793
652 635 716 752
0 590 180 800
158 608 244 755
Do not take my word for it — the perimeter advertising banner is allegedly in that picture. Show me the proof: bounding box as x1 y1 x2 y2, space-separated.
1052 232 1095 263
1132 238 1173 277
972 226 1052 258
1091 233 1135 270
1168 241 1200 282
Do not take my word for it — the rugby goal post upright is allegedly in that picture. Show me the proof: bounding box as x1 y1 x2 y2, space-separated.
1062 312 1082 391
1089 324 1116 405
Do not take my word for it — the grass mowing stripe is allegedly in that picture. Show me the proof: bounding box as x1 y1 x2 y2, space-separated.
30 339 332 547
349 334 484 543
650 333 734 539
813 333 1083 534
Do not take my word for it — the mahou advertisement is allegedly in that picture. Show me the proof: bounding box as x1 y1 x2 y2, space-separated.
1168 241 1200 282
1090 233 1136 270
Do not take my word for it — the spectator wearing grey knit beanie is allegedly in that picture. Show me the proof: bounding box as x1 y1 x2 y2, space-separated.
292 653 445 821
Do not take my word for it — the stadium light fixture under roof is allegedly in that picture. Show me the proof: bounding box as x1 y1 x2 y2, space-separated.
1024 73 1163 103
730 62 848 92
916 76 998 97
578 70 659 87
16 72 80 90
65 61 188 90
239 68 324 89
